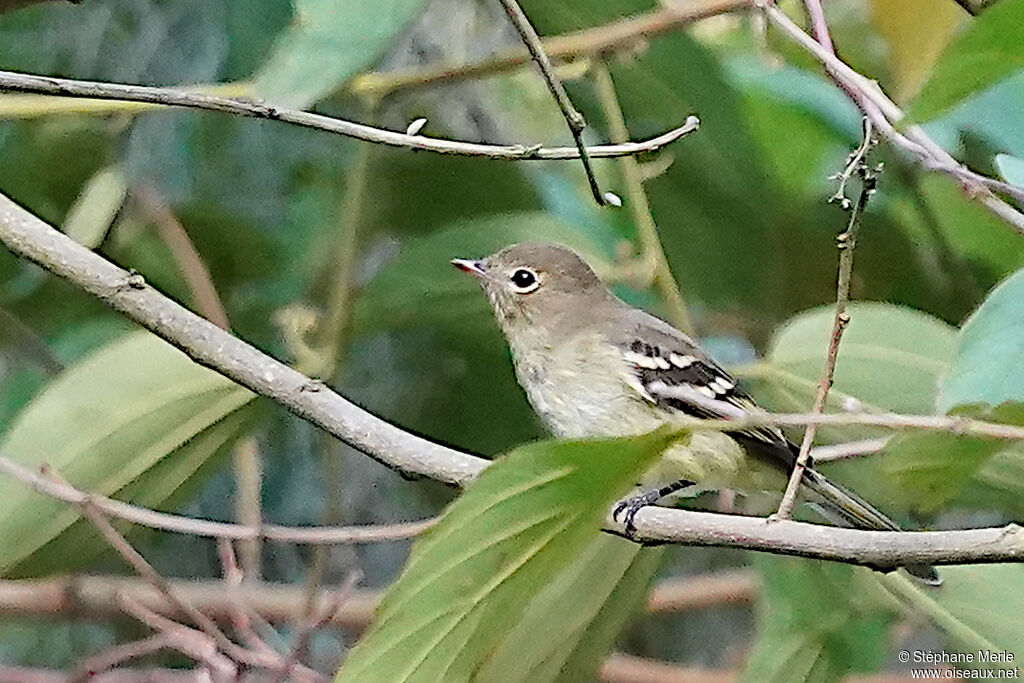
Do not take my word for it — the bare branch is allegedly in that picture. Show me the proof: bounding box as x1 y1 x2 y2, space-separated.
645 569 756 612
758 2 1024 234
0 571 757 626
0 575 382 630
775 118 877 520
71 636 171 683
593 61 695 334
809 437 889 463
608 507 1024 569
117 596 237 683
273 571 361 683
0 451 434 543
77 500 250 668
351 0 754 97
497 0 607 204
2 193 1024 567
0 70 698 162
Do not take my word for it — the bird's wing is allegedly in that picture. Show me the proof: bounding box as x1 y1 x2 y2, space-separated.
611 310 798 470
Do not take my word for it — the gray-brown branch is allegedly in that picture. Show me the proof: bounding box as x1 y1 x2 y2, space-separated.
1 192 1023 568
0 70 698 161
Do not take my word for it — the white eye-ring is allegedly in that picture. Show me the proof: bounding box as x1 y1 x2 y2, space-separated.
509 267 540 294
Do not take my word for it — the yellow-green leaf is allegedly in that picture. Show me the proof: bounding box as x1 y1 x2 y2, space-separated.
870 0 966 103
334 430 676 683
908 0 1024 121
0 331 255 576
61 165 126 249
757 303 956 422
877 402 1024 512
878 567 1024 663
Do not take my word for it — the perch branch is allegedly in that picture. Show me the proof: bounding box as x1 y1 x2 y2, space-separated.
3 193 1024 567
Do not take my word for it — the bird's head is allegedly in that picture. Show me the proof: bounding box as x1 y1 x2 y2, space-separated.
451 242 608 331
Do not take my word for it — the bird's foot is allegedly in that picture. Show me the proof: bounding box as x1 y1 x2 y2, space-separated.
612 479 695 538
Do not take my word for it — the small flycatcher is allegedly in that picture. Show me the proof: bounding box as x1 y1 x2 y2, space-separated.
453 242 938 585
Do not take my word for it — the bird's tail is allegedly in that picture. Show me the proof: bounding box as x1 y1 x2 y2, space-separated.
800 468 941 586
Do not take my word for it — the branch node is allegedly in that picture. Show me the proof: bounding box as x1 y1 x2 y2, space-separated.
120 269 147 291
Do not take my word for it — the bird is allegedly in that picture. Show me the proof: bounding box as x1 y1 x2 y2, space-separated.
451 241 939 585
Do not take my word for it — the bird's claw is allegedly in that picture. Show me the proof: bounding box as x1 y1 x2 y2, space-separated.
612 494 657 538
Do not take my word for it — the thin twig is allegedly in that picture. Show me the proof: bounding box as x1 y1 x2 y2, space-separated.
136 189 266 578
135 187 230 330
70 635 170 683
0 70 698 162
809 437 889 463
92 510 325 681
231 437 264 581
0 451 434 543
592 61 695 334
76 499 251 667
216 539 281 656
351 0 754 97
0 1 751 119
775 118 877 520
496 0 607 205
273 571 361 683
118 595 237 683
759 2 1024 234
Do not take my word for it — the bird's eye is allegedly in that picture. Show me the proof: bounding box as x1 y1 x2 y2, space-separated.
509 268 540 293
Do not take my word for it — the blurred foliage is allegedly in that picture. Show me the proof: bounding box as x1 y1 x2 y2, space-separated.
1 0 1024 677
908 0 1024 121
254 0 429 108
741 558 895 683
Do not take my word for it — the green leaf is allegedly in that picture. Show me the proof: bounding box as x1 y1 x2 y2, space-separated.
60 165 126 249
870 0 966 102
253 0 428 108
877 402 1024 512
741 558 893 683
333 430 677 683
959 447 1024 517
878 567 1024 663
477 540 662 683
908 0 1024 121
9 405 258 577
352 212 610 336
995 154 1024 189
917 175 1024 279
940 267 1024 411
0 331 255 576
762 302 957 416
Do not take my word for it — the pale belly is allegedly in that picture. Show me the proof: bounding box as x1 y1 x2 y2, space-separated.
510 334 786 498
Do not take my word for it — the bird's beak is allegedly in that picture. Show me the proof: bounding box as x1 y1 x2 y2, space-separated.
450 258 487 278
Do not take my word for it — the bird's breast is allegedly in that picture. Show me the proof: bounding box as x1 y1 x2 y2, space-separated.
509 332 663 439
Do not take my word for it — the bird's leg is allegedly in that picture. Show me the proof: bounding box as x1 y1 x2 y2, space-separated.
612 479 695 538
